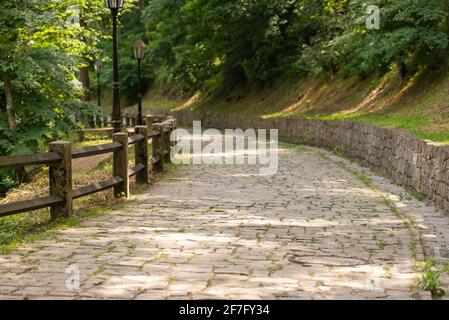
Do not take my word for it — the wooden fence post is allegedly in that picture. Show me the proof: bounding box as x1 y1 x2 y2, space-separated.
146 115 154 127
168 120 175 157
49 141 73 219
168 119 177 149
113 132 129 198
146 115 153 140
172 119 178 148
162 121 171 163
135 125 149 184
152 123 164 173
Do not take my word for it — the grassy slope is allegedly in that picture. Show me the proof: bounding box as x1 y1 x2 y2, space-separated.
141 67 449 142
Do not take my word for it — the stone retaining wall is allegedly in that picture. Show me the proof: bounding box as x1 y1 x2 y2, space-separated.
170 109 449 214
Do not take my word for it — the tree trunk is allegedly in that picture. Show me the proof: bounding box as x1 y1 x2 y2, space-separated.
2 77 26 183
80 66 91 101
79 16 90 102
2 76 16 131
396 57 407 81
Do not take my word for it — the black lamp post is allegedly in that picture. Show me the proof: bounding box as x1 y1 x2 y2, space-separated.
105 0 124 133
133 40 145 125
94 61 102 107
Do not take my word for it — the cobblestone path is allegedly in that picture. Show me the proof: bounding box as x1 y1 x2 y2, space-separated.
1 132 449 300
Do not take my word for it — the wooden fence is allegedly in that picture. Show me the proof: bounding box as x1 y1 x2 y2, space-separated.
79 114 166 141
0 115 177 219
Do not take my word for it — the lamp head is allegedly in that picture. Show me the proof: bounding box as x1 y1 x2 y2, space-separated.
105 0 124 10
133 39 146 60
94 61 102 74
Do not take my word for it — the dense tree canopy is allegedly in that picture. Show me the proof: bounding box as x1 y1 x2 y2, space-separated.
0 0 108 190
139 0 449 90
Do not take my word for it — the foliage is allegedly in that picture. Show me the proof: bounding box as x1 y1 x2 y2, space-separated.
419 259 446 298
141 0 449 89
331 0 449 77
0 0 108 192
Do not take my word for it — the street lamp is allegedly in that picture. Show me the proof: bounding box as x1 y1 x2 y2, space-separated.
93 61 102 107
105 0 125 133
133 39 146 125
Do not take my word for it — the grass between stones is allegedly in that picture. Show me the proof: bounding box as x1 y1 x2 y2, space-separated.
419 259 446 298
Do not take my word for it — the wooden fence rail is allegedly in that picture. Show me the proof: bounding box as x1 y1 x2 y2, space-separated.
0 115 177 220
82 113 166 130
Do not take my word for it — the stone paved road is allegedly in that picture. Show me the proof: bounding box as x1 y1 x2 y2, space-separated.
1 132 449 300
